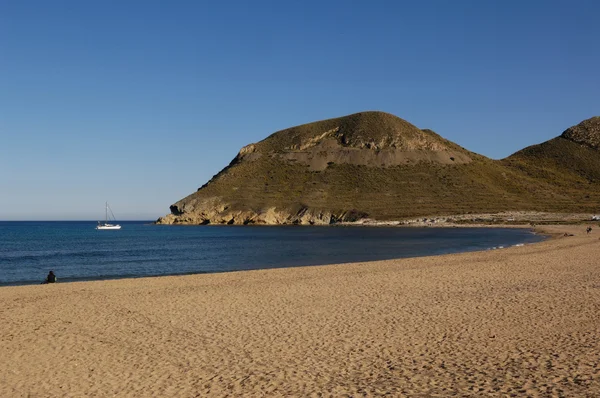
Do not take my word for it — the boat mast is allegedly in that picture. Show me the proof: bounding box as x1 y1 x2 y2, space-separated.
105 201 108 223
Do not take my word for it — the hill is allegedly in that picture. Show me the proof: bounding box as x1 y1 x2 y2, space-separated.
157 112 600 225
502 116 600 212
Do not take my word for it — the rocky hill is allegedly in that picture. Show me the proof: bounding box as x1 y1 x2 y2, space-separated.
504 116 600 195
157 112 600 225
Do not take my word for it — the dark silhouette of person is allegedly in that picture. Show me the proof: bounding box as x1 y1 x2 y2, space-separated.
43 270 56 284
587 227 593 234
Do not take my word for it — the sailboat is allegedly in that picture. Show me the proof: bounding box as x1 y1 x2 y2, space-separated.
96 202 122 230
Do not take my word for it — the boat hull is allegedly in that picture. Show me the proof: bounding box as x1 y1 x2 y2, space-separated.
96 224 121 230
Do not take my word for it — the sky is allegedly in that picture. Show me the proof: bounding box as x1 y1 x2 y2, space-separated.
1 0 599 220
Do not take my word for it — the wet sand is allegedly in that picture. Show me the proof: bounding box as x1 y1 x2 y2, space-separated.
1 225 600 397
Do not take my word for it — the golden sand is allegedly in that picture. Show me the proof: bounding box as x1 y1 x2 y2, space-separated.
1 225 600 397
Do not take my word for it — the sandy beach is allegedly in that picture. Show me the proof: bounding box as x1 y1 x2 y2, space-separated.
1 225 600 397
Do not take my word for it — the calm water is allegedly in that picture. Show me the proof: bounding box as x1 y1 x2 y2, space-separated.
0 221 545 286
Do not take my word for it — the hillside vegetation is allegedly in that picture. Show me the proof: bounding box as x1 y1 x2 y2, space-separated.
157 112 600 225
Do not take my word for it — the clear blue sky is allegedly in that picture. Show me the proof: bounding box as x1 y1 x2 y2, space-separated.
1 0 599 220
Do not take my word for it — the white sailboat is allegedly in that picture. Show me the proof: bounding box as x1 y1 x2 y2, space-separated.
96 202 122 230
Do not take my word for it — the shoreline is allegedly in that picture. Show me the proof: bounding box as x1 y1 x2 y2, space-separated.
156 210 600 227
2 224 599 396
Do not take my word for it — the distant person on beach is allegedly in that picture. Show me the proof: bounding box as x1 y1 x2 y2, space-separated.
42 270 56 284
587 227 592 234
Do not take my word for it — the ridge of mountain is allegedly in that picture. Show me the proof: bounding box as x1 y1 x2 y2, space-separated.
157 113 600 225
505 116 600 183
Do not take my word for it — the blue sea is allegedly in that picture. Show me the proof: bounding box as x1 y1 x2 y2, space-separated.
0 221 545 286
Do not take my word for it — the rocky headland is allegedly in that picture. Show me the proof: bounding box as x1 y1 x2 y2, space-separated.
157 112 600 225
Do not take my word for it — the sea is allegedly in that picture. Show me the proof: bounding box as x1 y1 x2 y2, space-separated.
0 221 545 286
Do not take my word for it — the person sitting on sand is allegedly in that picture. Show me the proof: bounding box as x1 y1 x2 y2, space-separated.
43 270 56 284
587 227 592 234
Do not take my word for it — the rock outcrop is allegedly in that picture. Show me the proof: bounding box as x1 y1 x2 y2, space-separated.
157 204 366 226
561 116 600 149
